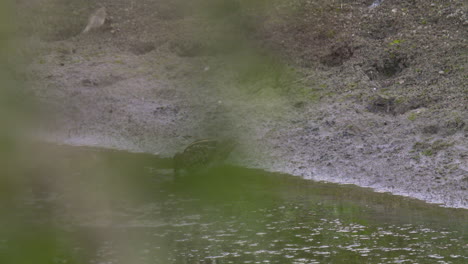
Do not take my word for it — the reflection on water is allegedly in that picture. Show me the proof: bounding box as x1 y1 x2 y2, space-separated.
85 198 466 264
1 145 467 264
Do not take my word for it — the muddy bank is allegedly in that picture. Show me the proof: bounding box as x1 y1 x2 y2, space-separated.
20 0 467 208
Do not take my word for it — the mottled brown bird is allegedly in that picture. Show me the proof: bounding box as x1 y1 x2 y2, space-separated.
173 139 236 177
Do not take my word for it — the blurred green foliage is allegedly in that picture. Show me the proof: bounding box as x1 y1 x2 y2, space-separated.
0 1 82 263
177 0 308 97
3 1 466 264
0 0 17 200
16 0 92 41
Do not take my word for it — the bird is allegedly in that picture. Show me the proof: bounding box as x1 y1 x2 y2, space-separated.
173 138 236 177
82 7 107 34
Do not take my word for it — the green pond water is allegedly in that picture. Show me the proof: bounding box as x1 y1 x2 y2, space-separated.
1 145 467 264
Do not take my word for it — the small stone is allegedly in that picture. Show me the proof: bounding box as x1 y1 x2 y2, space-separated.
422 125 439 135
81 79 97 87
130 42 155 55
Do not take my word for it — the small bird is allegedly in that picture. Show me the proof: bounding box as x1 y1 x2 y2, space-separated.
82 7 107 34
173 139 236 177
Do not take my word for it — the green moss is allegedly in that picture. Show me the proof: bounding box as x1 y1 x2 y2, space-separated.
324 91 337 98
431 140 454 152
347 82 358 89
412 142 430 151
407 112 418 121
413 140 453 157
444 164 459 171
294 85 321 102
395 97 406 105
410 155 421 162
326 29 337 38
421 150 433 156
389 39 404 46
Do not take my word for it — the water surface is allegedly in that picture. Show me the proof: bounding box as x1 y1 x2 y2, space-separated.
2 144 466 264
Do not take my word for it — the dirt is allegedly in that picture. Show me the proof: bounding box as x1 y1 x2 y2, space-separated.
18 0 467 208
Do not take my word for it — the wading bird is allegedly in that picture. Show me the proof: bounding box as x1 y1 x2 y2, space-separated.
173 139 236 178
